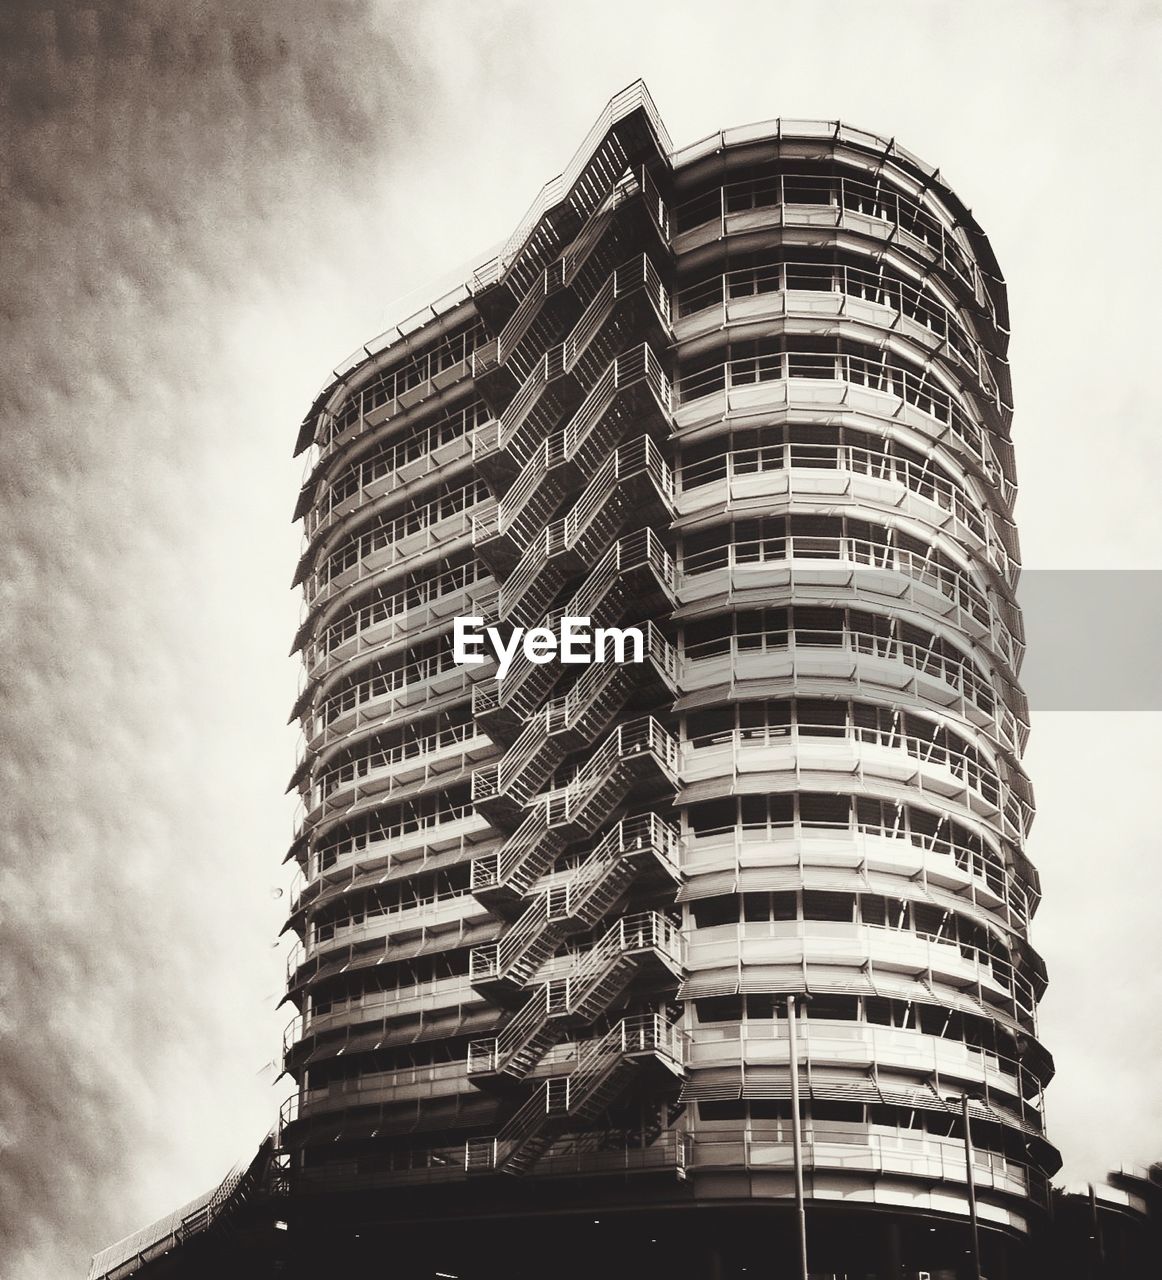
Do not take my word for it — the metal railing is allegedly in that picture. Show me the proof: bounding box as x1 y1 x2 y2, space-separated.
686 721 1029 838
474 527 676 723
472 718 679 896
499 434 674 621
674 259 1001 406
495 337 671 544
478 622 676 807
673 168 978 296
467 915 679 1078
679 439 1015 579
685 620 1025 751
674 351 1013 505
470 814 678 984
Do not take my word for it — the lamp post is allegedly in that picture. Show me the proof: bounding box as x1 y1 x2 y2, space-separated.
944 1090 984 1280
785 993 810 1280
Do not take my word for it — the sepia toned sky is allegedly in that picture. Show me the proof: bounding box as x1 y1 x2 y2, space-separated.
1 2 1160 1277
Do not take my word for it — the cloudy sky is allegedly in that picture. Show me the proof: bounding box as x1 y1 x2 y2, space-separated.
1 2 1160 1277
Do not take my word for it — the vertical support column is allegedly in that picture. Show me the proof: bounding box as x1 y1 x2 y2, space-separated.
787 994 809 1280
882 1219 903 1280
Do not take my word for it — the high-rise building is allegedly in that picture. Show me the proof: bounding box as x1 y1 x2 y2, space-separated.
91 81 1066 1280
276 80 1058 1278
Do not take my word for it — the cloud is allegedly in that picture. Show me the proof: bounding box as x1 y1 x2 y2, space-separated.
0 4 435 1276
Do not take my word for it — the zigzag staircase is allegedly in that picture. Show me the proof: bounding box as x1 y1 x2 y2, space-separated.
463 100 683 1184
465 1013 684 1175
472 167 670 419
470 716 680 912
469 814 680 1003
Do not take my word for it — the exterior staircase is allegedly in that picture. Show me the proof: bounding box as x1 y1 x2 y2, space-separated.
465 1013 684 1175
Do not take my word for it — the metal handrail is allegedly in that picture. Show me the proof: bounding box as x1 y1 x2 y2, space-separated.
487 621 676 802
483 528 676 719
499 434 674 620
473 717 679 895
474 814 677 982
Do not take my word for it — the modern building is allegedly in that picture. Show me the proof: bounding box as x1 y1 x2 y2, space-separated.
92 81 1076 1279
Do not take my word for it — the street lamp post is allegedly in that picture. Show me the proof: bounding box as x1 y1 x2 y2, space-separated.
785 994 810 1280
945 1091 984 1280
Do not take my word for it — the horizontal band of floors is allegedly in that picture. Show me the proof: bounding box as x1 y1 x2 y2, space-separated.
671 364 1014 512
286 1017 1045 1121
691 1132 1044 1217
680 692 1031 806
297 452 480 590
290 797 493 875
284 992 507 1072
286 1128 1045 1226
290 760 1036 924
673 258 1008 403
293 523 480 653
680 942 1038 1036
299 390 487 524
682 730 1030 845
291 1126 691 1193
671 406 1020 578
671 301 1008 446
293 1021 656 1119
285 908 499 995
299 398 486 554
290 796 495 890
290 802 1033 971
672 191 986 330
674 348 1012 495
683 924 1040 1023
675 443 1019 588
300 663 485 759
299 576 497 703
686 1023 1046 1100
304 343 485 481
671 120 1004 302
679 630 1027 761
304 486 494 606
684 814 1036 919
300 729 495 832
676 541 1022 678
289 974 489 1048
296 885 483 964
294 718 1030 898
679 830 1033 940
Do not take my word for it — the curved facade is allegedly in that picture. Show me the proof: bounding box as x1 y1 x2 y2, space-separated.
280 83 1059 1278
